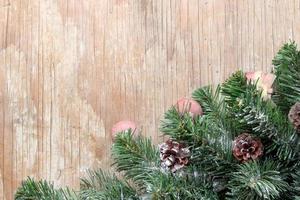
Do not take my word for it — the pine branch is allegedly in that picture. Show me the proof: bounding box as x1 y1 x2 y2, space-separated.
191 145 234 176
272 41 300 113
221 70 248 107
221 71 300 160
161 86 240 161
80 169 137 200
188 86 239 186
15 177 78 200
112 131 160 189
192 86 224 116
160 89 236 190
146 171 218 200
227 160 289 200
159 86 227 144
293 170 300 199
159 107 206 144
233 86 299 161
192 86 241 161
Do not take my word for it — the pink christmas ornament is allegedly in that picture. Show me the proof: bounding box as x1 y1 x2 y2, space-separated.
176 97 203 117
111 120 137 140
245 71 256 80
245 71 275 99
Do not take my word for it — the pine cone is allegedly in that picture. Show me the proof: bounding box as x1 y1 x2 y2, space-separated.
159 139 190 172
233 133 263 162
288 102 300 132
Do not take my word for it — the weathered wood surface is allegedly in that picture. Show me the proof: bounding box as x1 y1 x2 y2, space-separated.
0 0 299 198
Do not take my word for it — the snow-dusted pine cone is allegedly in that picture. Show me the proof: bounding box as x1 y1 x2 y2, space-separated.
159 139 190 172
233 133 263 162
288 102 300 132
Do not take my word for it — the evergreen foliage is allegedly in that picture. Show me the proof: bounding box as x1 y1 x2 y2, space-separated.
222 71 300 161
227 160 288 200
294 170 300 199
159 106 202 142
15 42 300 199
272 41 300 113
15 177 78 200
111 131 160 188
145 170 218 200
80 169 137 200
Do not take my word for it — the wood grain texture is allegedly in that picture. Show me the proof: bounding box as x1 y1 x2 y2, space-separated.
0 0 299 198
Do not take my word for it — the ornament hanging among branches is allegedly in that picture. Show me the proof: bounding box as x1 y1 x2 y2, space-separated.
245 71 275 99
176 97 203 117
111 120 137 140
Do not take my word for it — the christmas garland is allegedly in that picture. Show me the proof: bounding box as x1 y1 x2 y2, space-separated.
15 42 300 200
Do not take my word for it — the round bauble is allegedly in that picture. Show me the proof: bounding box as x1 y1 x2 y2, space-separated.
111 120 137 140
176 97 203 117
245 71 275 100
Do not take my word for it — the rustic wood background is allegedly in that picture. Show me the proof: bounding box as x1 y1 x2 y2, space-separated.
0 0 299 198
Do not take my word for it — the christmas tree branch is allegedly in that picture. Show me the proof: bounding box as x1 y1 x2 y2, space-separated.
15 177 78 200
221 70 248 107
234 87 299 160
112 131 160 189
192 86 240 161
221 71 300 161
159 107 205 144
227 160 288 200
146 170 218 200
80 169 138 200
192 86 224 116
272 41 300 113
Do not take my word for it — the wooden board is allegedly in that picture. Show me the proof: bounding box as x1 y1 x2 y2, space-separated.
0 0 300 198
